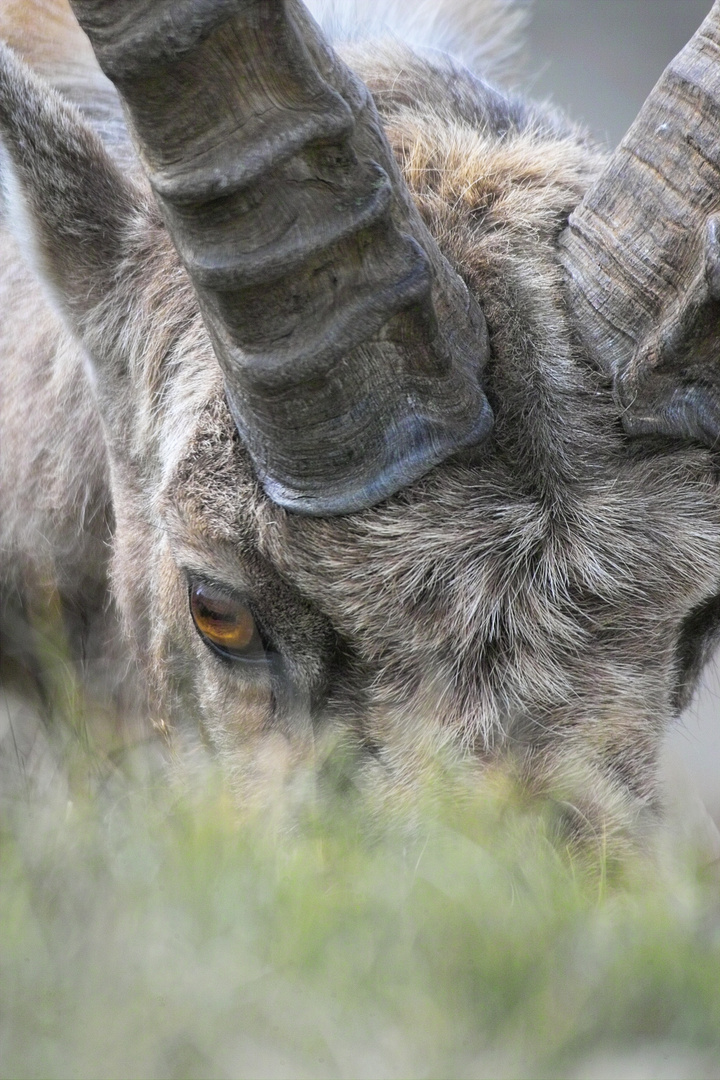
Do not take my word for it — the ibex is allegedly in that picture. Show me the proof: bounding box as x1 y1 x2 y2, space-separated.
2 0 720 848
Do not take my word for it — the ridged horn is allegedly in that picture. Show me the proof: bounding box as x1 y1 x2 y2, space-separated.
69 0 493 515
559 0 720 445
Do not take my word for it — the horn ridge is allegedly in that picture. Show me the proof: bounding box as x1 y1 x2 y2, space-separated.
148 107 357 205
165 162 397 291
71 0 246 80
207 238 434 386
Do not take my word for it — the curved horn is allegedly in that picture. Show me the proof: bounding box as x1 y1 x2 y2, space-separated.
559 1 720 444
69 0 492 515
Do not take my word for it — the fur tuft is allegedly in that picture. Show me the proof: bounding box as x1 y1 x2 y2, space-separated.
306 0 529 83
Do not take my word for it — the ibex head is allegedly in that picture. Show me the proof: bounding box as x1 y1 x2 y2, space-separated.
1 0 719 846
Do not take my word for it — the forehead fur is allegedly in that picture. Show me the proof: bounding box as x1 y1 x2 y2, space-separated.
161 41 607 591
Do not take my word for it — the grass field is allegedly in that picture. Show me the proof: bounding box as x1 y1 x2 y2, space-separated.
1 712 720 1080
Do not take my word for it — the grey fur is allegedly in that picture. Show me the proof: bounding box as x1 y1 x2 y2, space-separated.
1 0 719 852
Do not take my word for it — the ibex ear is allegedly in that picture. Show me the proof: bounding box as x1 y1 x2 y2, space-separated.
0 42 140 338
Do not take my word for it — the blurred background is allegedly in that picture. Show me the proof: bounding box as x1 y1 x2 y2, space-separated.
525 0 719 826
526 0 711 146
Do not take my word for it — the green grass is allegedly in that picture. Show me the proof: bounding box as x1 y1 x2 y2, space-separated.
1 730 719 1080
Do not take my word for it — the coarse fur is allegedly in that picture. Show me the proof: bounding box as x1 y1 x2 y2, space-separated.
1 0 720 851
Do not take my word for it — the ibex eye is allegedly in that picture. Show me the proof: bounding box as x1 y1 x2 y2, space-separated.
189 581 265 663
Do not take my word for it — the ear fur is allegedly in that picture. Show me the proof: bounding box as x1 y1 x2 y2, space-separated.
0 0 133 163
0 42 140 329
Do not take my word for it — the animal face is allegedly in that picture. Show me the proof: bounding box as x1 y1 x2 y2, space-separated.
2 0 720 846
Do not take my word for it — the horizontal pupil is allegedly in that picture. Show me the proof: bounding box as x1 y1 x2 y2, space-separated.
196 601 235 624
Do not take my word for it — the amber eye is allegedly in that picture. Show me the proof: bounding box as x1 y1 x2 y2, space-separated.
189 580 265 662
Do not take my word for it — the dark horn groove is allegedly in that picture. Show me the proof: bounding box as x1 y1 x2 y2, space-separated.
70 0 493 515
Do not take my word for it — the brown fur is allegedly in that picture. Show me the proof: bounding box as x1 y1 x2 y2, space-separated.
2 0 719 850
